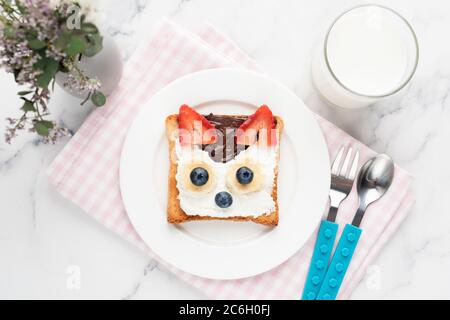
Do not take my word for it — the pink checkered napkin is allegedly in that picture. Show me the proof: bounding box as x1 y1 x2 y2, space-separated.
47 19 414 299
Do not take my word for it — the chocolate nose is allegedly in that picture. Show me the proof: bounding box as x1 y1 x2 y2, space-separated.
215 191 233 208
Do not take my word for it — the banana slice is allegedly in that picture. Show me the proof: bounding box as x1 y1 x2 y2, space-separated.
177 161 216 195
226 159 265 194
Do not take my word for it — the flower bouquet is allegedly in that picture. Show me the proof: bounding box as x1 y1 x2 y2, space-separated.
0 0 106 143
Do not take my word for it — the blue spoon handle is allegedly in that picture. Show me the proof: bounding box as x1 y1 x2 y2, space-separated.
316 224 362 300
301 220 338 300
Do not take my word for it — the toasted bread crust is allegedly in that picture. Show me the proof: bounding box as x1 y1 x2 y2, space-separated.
165 114 283 226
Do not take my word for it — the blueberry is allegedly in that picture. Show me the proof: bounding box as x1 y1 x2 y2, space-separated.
236 166 254 185
190 167 209 186
215 192 233 208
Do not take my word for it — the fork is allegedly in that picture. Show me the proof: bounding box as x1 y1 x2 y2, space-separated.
301 146 359 300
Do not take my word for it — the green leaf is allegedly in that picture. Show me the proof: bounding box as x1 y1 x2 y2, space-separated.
46 58 59 77
65 35 87 57
82 22 99 34
17 4 27 14
3 25 15 38
33 59 45 71
28 38 47 50
83 33 103 57
36 48 47 58
36 74 51 89
34 58 59 89
13 69 20 81
21 100 35 112
55 32 71 51
18 91 33 96
91 91 106 107
34 121 54 136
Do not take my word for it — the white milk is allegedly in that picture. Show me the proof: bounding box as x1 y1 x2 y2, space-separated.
312 5 418 108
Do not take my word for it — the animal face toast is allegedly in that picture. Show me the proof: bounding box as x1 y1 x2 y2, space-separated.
165 105 284 226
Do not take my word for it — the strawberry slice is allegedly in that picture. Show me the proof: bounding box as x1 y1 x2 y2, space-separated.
236 105 277 146
178 104 217 145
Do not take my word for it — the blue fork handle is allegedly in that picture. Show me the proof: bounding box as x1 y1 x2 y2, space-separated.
301 220 338 300
317 224 362 300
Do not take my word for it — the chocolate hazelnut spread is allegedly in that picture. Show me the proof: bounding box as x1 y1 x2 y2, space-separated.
202 113 278 163
202 114 248 163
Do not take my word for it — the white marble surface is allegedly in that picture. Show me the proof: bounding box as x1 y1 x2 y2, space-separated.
1 0 450 300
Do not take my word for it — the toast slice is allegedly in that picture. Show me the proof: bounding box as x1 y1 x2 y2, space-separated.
165 114 284 226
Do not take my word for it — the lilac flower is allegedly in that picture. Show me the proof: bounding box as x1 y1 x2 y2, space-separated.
1 0 105 143
42 125 72 143
62 60 101 93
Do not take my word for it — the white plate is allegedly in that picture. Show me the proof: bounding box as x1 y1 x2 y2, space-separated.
120 69 330 280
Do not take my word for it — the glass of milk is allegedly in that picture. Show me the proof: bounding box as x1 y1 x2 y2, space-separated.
312 4 419 109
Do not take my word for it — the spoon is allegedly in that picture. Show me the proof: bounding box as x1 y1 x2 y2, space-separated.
352 154 395 227
317 154 395 300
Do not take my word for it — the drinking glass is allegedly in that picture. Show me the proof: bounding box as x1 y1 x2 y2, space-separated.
312 4 419 109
